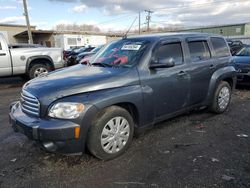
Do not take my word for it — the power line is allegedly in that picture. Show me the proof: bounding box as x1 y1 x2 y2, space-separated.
55 13 138 33
96 13 137 26
55 0 246 33
96 0 245 27
147 0 247 29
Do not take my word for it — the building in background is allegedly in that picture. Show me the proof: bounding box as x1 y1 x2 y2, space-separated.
0 24 122 49
4 23 250 47
180 22 250 44
13 30 54 47
54 32 107 50
0 24 36 43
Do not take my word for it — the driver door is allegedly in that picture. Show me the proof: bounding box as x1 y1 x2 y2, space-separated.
141 39 191 120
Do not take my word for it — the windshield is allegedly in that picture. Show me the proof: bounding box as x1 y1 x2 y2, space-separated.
90 39 150 67
236 46 250 56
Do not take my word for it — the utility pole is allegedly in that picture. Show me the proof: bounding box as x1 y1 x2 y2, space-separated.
23 0 33 44
145 9 153 33
139 12 141 35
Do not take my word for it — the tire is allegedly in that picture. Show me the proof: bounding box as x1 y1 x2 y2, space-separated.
28 63 51 79
87 106 134 160
210 81 232 114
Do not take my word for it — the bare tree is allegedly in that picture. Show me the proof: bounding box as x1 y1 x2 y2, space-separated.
55 24 100 32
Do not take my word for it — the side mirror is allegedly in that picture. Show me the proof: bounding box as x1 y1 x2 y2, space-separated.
150 58 175 68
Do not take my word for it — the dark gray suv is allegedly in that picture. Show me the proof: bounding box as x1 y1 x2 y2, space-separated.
9 33 236 160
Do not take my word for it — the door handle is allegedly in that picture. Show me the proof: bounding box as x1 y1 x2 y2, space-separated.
0 53 6 56
178 71 187 76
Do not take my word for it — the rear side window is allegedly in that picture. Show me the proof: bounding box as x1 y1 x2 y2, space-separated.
188 41 211 62
0 42 2 50
211 37 230 57
154 42 183 65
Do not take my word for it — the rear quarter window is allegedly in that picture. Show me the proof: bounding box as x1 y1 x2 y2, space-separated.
211 37 231 57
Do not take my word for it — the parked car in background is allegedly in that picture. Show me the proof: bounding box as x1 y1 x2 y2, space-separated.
63 49 74 60
76 46 104 64
63 46 85 60
0 33 65 79
227 39 245 55
70 46 85 50
66 46 95 66
233 45 250 85
10 33 236 160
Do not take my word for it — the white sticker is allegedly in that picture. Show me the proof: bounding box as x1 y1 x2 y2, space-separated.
121 44 141 50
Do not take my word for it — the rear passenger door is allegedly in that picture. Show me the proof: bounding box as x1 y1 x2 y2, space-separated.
186 38 215 105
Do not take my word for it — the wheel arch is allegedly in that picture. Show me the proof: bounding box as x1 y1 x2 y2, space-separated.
205 66 236 104
86 85 146 129
110 102 140 127
26 55 55 73
223 77 234 89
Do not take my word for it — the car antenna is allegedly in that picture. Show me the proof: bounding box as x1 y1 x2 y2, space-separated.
123 17 137 39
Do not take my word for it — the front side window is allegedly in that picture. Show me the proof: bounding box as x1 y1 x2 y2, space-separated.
211 37 231 57
236 46 250 56
153 42 183 65
188 41 211 62
90 39 150 68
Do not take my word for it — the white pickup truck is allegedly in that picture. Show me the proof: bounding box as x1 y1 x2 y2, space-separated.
0 33 65 79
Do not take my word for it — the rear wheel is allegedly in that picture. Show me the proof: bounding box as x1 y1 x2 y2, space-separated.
210 81 231 113
28 63 51 79
87 106 134 160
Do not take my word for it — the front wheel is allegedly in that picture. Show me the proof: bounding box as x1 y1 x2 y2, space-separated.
210 81 232 114
87 106 134 160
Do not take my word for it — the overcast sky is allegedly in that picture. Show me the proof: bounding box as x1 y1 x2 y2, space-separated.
0 0 249 32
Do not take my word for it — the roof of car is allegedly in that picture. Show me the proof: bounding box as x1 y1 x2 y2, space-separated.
127 32 223 41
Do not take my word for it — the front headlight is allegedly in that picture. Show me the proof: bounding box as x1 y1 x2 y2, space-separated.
48 102 85 119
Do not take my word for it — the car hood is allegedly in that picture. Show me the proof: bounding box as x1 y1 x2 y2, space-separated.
233 56 250 65
23 64 139 105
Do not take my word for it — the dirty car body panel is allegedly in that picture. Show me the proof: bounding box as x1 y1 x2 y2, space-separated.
10 33 236 154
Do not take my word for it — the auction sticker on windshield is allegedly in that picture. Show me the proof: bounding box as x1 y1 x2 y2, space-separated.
121 44 141 50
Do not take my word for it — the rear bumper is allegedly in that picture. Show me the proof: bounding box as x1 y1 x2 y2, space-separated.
9 102 84 154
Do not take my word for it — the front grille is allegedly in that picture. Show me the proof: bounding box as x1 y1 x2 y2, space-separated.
21 90 40 117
